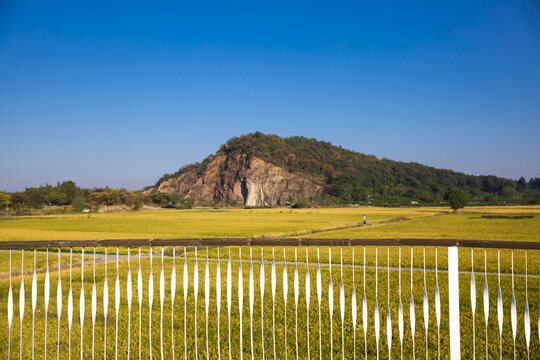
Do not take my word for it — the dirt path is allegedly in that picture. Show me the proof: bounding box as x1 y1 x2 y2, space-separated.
284 211 449 238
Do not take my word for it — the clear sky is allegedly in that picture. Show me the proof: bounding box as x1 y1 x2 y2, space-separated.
1 1 539 192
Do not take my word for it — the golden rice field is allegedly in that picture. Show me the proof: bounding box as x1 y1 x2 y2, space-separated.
0 205 537 273
0 206 538 242
0 249 538 359
0 207 448 241
308 206 540 241
0 206 539 358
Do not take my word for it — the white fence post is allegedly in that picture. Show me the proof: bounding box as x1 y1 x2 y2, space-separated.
448 246 461 360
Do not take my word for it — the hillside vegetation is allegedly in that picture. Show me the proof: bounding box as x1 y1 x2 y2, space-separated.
157 132 540 206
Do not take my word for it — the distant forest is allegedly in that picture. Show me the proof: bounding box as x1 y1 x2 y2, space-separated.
0 181 193 212
159 132 540 206
0 181 143 212
0 180 193 212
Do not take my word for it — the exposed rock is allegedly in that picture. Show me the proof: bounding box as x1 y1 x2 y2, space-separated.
155 153 322 206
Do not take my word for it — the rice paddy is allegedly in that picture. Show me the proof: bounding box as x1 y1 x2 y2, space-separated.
0 206 538 358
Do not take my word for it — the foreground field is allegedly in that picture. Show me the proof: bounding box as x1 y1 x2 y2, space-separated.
0 206 538 358
0 253 538 359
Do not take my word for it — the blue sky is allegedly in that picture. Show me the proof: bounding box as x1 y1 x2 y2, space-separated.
1 1 539 192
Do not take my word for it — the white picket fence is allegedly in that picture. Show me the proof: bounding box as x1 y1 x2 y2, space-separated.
3 239 539 359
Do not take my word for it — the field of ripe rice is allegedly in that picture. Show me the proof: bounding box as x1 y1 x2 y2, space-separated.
308 207 540 241
0 248 538 359
0 207 446 241
0 206 538 358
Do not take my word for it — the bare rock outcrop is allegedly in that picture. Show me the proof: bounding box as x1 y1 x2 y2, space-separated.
155 154 322 206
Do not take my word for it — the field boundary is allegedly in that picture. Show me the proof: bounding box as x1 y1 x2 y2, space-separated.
1 237 539 249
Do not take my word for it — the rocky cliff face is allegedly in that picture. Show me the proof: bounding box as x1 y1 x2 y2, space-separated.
155 154 322 206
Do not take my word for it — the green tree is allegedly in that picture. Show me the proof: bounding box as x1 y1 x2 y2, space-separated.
131 198 143 210
151 192 165 205
502 186 518 199
11 192 28 210
102 188 119 205
87 191 105 206
351 187 368 202
72 196 87 211
25 187 45 208
446 188 468 211
0 191 11 211
45 190 68 205
517 177 527 190
291 199 308 208
59 180 79 203
177 197 194 209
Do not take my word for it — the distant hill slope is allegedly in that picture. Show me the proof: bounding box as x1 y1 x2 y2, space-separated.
150 132 534 206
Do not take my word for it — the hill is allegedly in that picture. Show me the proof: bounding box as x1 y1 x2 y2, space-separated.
150 132 539 206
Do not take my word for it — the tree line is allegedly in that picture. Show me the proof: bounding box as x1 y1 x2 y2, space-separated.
0 181 195 212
